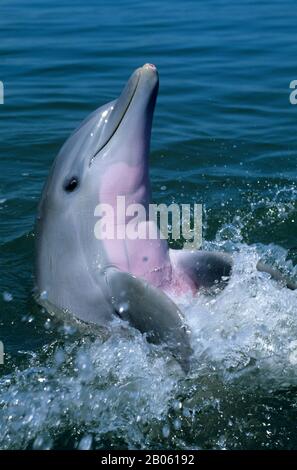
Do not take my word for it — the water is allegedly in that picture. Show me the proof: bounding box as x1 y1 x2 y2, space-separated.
1 0 297 450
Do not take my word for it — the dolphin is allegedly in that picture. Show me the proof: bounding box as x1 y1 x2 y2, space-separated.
35 64 296 370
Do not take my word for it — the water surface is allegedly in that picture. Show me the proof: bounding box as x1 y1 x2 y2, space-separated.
1 0 297 450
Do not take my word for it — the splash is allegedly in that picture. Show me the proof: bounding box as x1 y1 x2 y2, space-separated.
1 191 297 449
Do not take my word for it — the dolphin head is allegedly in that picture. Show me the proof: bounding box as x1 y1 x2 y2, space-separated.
38 64 159 217
36 65 160 322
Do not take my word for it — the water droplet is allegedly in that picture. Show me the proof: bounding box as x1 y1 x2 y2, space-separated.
118 301 129 314
162 425 170 438
172 400 182 411
44 319 52 330
78 434 93 450
173 418 182 430
3 291 13 302
40 290 48 301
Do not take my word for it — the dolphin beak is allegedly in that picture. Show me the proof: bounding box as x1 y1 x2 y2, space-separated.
90 64 159 163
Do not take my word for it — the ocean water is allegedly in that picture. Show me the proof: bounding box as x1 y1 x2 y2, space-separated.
1 0 297 450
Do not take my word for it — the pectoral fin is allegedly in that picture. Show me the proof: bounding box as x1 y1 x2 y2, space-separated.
170 249 233 290
256 261 297 290
105 268 192 372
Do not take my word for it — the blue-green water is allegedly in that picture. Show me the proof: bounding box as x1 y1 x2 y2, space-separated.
1 0 297 450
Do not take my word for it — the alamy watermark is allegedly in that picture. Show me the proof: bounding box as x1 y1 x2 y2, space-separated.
0 81 3 104
0 341 4 365
289 80 297 104
94 196 203 249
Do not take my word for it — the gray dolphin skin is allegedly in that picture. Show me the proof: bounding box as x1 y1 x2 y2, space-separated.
35 64 295 371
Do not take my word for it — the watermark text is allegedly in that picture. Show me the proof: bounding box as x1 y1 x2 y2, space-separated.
0 81 3 104
289 80 297 104
94 196 202 250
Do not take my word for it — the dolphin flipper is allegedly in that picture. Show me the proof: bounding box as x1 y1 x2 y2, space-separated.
105 268 192 372
256 261 297 290
170 249 296 291
170 250 233 290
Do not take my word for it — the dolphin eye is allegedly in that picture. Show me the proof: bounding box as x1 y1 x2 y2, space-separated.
64 177 79 192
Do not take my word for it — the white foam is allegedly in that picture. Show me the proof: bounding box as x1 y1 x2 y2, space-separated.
177 243 297 388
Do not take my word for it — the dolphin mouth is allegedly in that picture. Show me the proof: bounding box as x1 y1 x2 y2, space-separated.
89 64 158 165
